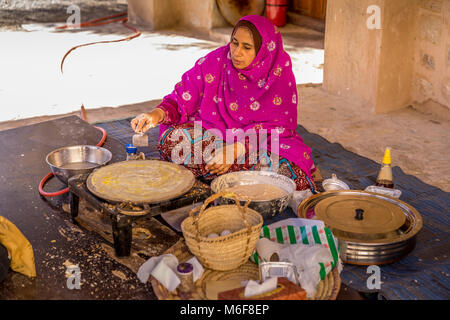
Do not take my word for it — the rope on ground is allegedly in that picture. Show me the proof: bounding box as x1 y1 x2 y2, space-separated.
39 11 139 197
58 11 141 74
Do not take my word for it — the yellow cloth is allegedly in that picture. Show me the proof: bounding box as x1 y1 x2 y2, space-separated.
0 216 36 278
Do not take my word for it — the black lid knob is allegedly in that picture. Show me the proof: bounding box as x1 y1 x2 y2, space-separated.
355 208 364 220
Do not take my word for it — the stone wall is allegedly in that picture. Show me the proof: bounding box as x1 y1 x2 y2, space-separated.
323 0 450 114
412 0 450 111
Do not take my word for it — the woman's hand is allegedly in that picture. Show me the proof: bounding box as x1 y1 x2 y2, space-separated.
205 142 245 175
206 159 233 176
131 108 165 133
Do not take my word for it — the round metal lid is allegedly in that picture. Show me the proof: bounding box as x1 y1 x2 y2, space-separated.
86 160 195 204
314 195 406 234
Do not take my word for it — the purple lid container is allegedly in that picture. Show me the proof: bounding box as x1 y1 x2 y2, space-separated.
177 262 193 274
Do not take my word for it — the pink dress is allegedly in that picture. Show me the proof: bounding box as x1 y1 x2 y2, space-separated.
156 15 316 191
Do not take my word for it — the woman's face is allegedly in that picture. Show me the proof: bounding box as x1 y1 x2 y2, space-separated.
230 27 256 69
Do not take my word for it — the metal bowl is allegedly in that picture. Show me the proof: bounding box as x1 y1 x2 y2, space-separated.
211 171 296 220
322 174 350 191
46 145 112 184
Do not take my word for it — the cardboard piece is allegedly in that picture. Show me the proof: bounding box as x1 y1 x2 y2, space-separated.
218 277 307 300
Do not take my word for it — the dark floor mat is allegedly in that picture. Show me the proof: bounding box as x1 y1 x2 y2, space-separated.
95 118 450 300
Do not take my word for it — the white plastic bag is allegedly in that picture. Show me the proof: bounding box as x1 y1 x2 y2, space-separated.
279 243 333 298
252 218 342 298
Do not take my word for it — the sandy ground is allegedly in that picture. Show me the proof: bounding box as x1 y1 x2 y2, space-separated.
0 1 448 194
298 84 450 192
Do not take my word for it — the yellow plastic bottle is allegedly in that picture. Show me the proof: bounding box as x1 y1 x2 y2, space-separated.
376 147 394 188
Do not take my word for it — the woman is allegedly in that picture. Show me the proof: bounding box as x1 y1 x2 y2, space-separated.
131 15 316 192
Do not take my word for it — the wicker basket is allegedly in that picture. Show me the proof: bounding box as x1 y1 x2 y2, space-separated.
181 191 263 271
150 239 341 300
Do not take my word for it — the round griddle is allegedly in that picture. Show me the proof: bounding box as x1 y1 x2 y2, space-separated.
298 190 422 265
86 160 195 204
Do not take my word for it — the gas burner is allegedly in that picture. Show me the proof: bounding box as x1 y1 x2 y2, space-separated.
68 173 211 257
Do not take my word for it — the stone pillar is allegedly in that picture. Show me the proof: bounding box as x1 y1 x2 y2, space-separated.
323 0 420 114
127 0 228 32
375 0 419 113
177 0 225 31
128 0 176 30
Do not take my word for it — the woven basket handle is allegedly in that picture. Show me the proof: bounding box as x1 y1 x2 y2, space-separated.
189 190 252 238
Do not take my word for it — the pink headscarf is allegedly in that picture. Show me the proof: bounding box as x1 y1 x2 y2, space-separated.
158 15 314 178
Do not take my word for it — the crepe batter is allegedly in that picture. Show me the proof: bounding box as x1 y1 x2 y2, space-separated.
225 184 287 201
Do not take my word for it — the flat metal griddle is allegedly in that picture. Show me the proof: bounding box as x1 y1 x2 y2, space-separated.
86 160 195 204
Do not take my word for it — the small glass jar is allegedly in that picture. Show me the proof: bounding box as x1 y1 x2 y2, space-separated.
125 144 138 161
176 262 195 295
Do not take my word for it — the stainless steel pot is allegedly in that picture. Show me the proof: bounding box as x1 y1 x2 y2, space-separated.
211 171 296 220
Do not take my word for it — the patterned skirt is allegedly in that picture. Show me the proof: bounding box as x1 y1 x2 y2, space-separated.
158 123 317 192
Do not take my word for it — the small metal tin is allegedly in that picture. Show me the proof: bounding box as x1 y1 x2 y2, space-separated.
132 133 148 147
259 261 299 285
322 174 350 191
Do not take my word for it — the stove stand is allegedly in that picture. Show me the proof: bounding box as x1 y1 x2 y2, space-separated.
68 173 211 257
